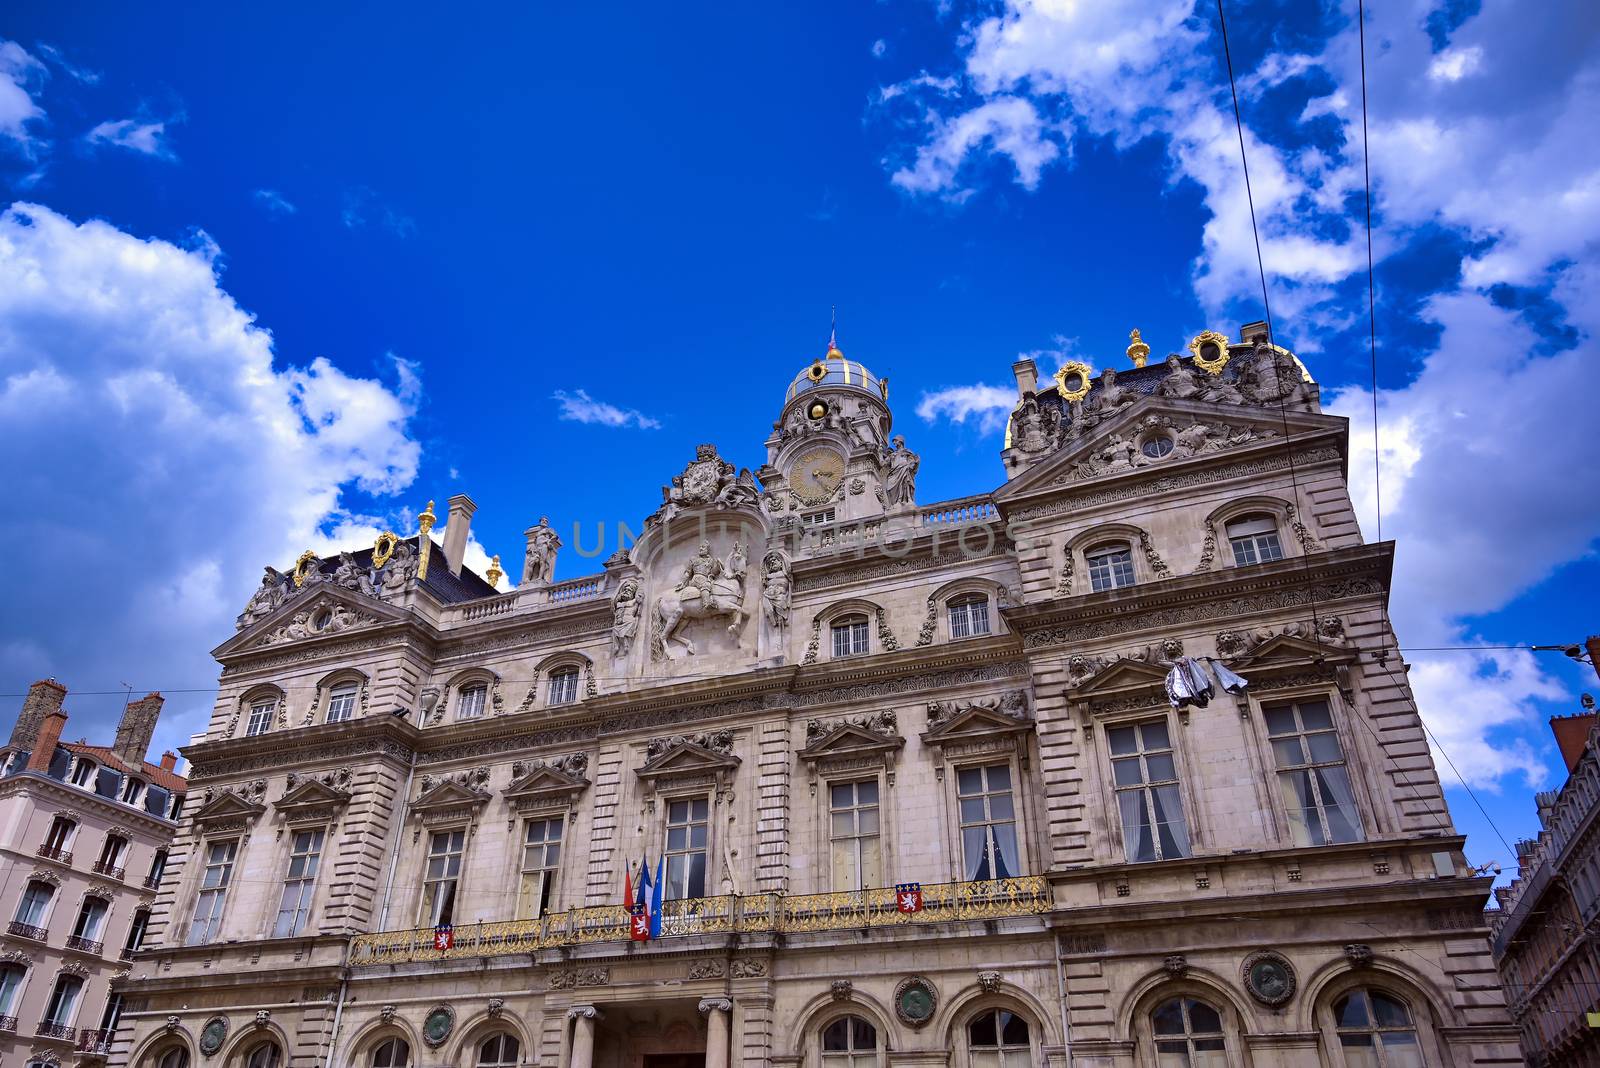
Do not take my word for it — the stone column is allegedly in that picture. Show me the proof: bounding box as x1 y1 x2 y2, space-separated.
699 998 733 1068
568 1005 600 1068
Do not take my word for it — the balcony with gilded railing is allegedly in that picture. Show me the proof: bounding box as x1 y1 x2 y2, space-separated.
792 494 999 559
350 876 1049 965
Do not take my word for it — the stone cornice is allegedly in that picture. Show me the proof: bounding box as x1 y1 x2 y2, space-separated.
1004 543 1393 649
791 527 1013 595
0 771 180 836
183 715 419 784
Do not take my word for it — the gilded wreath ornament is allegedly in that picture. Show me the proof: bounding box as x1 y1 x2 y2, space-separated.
1188 330 1232 374
1054 360 1094 401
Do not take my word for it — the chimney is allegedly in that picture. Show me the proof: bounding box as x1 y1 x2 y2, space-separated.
1551 711 1599 775
25 708 68 774
442 494 477 577
115 693 164 765
160 751 178 772
1239 320 1269 344
9 678 67 750
1011 359 1038 400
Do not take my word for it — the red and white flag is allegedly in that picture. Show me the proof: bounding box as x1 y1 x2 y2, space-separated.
895 883 924 914
433 924 454 951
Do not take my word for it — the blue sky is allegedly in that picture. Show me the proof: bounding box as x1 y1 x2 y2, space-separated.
1 0 1597 884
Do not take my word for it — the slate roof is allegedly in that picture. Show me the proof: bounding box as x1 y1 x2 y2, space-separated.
298 535 499 606
63 743 187 794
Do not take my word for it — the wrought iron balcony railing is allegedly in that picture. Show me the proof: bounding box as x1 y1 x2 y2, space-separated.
349 876 1049 965
77 1028 114 1054
7 920 47 942
142 873 162 889
36 1020 75 1041
91 860 125 880
0 1014 17 1033
65 934 103 955
36 844 72 864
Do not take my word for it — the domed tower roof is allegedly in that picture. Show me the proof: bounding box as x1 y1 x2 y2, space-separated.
784 336 888 407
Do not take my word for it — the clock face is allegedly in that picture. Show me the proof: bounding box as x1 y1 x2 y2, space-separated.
791 448 844 505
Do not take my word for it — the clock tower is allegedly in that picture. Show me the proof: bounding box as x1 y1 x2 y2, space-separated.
758 333 913 525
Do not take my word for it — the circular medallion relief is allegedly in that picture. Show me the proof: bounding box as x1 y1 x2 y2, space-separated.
790 447 844 506
893 975 938 1027
199 1016 229 1056
1241 951 1297 1007
422 1005 455 1048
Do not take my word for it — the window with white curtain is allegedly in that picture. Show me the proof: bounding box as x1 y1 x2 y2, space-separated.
1108 719 1191 862
1264 698 1363 846
518 817 563 919
547 668 580 706
187 839 237 945
420 829 465 926
957 764 1021 880
829 779 882 891
1226 514 1285 566
456 685 487 720
274 828 324 937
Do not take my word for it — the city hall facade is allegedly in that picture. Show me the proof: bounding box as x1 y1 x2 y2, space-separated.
114 329 1517 1067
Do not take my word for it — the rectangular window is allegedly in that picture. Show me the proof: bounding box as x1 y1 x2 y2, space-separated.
72 898 109 942
547 670 579 706
664 797 709 900
829 779 882 890
44 816 75 852
99 992 124 1034
44 974 82 1026
97 835 127 872
121 777 144 805
456 686 486 721
124 909 149 953
948 598 992 639
831 618 870 658
326 683 359 723
1264 698 1364 846
1086 547 1136 592
69 759 95 787
1228 516 1285 566
957 764 1021 881
517 817 563 919
274 828 325 937
420 829 465 926
1108 719 1191 862
0 962 24 1016
245 700 274 737
187 839 237 945
146 849 168 888
804 509 837 526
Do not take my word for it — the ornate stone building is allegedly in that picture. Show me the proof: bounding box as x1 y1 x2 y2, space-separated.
1 681 186 1067
117 327 1516 1067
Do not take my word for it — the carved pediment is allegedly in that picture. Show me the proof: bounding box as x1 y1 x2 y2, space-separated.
412 773 491 821
274 777 353 822
924 690 1034 746
217 583 406 657
1216 619 1356 694
636 740 741 782
189 789 266 827
1068 658 1170 696
504 757 590 810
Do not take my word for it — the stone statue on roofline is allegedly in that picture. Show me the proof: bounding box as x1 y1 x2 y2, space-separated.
523 517 561 585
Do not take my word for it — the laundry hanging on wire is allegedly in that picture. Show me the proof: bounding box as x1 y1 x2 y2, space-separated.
1164 656 1249 710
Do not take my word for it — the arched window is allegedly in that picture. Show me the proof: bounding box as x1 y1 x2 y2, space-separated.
1333 989 1424 1067
948 595 991 639
1085 542 1135 592
457 684 487 721
13 879 55 933
0 960 27 1018
547 667 580 706
326 681 360 723
476 1033 520 1067
69 756 96 786
153 1048 190 1068
821 1014 879 1066
966 1008 1031 1067
371 1037 410 1068
1151 996 1228 1065
1226 514 1284 566
244 1042 282 1068
831 614 870 658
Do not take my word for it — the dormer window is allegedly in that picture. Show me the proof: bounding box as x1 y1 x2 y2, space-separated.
326 681 359 723
457 684 487 721
1226 514 1284 566
547 668 580 706
121 776 145 805
831 615 870 658
69 757 96 787
1086 543 1136 592
246 698 275 737
948 594 992 639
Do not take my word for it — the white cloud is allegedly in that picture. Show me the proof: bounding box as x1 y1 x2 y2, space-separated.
253 188 296 216
916 383 1015 433
86 116 179 160
0 40 46 151
872 39 888 59
0 203 424 761
1428 46 1483 83
34 43 100 85
889 96 1063 198
552 388 661 430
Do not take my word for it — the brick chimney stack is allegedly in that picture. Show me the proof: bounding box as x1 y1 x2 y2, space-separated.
25 707 69 773
8 678 67 750
114 692 165 765
160 751 178 772
442 493 477 578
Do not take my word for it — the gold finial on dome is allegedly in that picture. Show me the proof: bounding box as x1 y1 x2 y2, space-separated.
417 500 437 535
485 554 503 588
1127 328 1150 368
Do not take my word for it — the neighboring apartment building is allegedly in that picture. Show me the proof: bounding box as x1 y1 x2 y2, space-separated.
0 679 186 1068
118 327 1516 1067
1493 668 1600 1067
